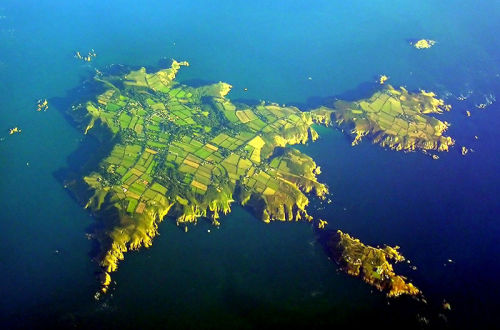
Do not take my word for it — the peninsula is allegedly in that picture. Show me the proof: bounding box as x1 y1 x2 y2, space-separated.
311 85 454 151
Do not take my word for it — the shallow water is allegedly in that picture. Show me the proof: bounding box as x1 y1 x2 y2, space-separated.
0 1 499 328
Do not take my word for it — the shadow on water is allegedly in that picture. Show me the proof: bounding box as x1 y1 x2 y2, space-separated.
233 82 380 113
233 81 380 111
180 78 219 88
231 98 263 107
50 74 117 262
295 81 381 110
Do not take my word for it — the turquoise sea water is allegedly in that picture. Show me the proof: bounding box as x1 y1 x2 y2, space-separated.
0 0 499 328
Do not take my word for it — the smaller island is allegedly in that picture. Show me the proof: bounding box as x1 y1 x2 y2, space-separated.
37 99 48 112
411 39 436 49
327 230 420 297
75 49 97 62
317 219 328 229
9 127 21 135
379 75 389 85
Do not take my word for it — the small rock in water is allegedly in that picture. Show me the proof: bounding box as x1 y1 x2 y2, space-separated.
417 314 430 326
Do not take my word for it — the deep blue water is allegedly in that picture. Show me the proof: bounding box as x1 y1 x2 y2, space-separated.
0 1 499 328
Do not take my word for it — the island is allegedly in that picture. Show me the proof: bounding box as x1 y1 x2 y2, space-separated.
64 60 453 297
37 99 48 112
411 39 436 49
326 230 420 297
9 127 21 135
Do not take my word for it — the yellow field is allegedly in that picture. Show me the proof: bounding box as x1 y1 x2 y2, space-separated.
191 180 208 191
205 143 218 151
236 110 251 123
248 135 265 149
183 158 199 168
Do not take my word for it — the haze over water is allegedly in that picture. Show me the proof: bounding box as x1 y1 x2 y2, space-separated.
0 1 499 328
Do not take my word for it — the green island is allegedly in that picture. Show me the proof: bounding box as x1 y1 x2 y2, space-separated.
327 230 420 297
66 60 452 297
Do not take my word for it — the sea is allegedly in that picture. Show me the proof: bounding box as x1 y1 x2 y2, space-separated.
0 1 499 329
